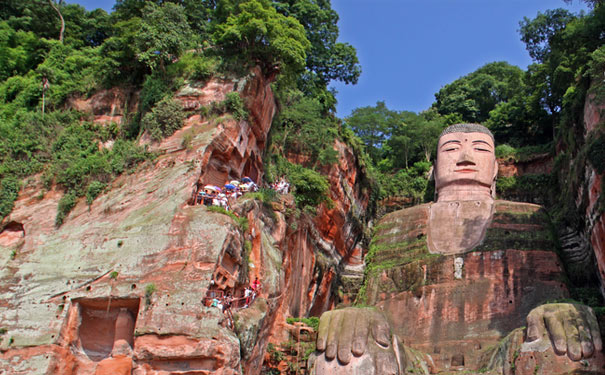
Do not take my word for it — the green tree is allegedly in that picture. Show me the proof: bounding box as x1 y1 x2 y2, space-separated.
278 0 361 86
272 89 338 167
99 17 144 84
213 0 311 77
135 2 192 72
519 8 575 63
412 118 444 162
345 101 400 163
433 61 526 124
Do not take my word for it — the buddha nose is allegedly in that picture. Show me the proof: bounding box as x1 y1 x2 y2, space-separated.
457 149 475 166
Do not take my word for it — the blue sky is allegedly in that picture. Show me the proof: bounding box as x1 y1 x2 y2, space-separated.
66 0 588 117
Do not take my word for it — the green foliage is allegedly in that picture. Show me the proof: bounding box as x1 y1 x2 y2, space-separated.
377 163 430 202
346 102 445 168
213 0 311 77
55 190 77 227
210 92 248 120
145 283 157 296
245 187 279 204
345 101 398 163
0 177 20 220
519 9 575 63
586 134 605 174
35 42 103 107
41 121 153 226
273 0 361 89
169 52 218 82
110 271 119 279
285 316 319 331
495 143 553 162
98 17 145 85
433 61 526 124
496 174 552 202
587 45 605 100
271 90 338 168
266 342 286 363
135 2 192 72
145 282 157 306
86 181 106 205
139 72 175 115
285 163 330 208
0 0 360 224
142 97 186 141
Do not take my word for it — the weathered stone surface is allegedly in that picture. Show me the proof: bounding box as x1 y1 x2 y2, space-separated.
497 153 553 177
353 200 577 372
0 70 278 375
0 67 371 375
66 87 139 125
581 89 605 299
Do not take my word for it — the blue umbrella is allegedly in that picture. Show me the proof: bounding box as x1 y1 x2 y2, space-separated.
242 177 253 183
224 184 236 190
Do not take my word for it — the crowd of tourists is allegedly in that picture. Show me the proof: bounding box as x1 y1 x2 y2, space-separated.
195 177 258 210
206 277 262 329
194 176 291 210
270 176 290 194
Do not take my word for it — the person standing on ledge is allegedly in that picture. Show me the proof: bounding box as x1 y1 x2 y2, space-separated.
310 123 604 375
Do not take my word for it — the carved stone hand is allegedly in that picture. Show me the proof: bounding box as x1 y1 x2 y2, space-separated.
313 307 403 375
526 303 603 361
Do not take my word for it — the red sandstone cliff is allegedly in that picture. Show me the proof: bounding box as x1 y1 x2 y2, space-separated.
0 68 370 375
582 92 605 298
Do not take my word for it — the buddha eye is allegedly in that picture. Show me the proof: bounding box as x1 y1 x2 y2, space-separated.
474 148 490 152
445 148 457 152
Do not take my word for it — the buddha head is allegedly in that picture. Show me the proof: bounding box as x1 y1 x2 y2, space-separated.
434 123 498 202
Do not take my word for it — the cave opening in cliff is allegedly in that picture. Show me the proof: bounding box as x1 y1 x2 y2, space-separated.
242 154 259 183
73 297 139 361
0 221 25 247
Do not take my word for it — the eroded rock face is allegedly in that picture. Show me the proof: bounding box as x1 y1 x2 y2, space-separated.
0 70 277 375
0 67 371 375
310 198 604 374
583 92 605 298
67 87 139 125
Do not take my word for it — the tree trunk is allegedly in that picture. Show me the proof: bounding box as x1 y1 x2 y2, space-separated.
49 0 65 43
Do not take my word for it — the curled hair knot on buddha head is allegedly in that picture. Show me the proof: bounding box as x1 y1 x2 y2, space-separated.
438 123 494 142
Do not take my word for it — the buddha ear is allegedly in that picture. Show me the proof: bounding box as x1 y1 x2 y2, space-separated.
491 159 498 199
492 159 498 180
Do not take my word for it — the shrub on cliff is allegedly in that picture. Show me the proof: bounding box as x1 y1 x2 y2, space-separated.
286 163 330 208
55 191 77 227
142 97 185 141
210 92 248 121
168 53 218 83
0 177 20 221
46 122 153 226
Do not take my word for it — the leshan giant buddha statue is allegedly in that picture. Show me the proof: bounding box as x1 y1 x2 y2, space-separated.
310 124 604 374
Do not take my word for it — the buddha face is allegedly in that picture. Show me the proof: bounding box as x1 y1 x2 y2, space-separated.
435 131 498 194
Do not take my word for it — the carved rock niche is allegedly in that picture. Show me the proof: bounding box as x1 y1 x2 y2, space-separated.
73 298 139 361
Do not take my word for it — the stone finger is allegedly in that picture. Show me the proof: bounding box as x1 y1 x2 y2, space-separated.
352 310 369 357
584 306 603 353
545 312 567 355
564 317 582 361
576 313 594 358
316 311 332 351
326 311 343 360
526 307 547 342
337 309 355 364
371 313 391 348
